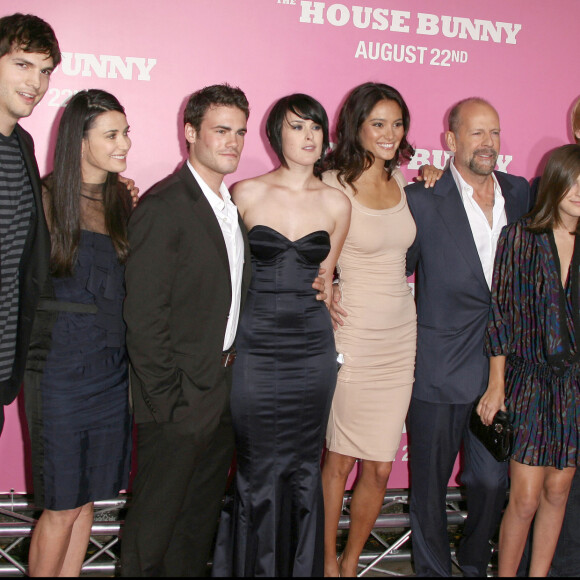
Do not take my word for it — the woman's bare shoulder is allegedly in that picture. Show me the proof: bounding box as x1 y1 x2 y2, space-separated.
231 175 271 202
321 169 341 188
321 169 354 199
320 181 351 209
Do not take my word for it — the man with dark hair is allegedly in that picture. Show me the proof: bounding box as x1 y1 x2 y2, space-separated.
182 83 250 136
405 98 534 577
121 84 251 577
0 13 60 435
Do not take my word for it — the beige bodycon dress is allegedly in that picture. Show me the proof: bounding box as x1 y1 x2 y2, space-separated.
323 169 417 462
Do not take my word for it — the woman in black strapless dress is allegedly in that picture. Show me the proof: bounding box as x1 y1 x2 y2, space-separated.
24 90 134 577
212 94 351 577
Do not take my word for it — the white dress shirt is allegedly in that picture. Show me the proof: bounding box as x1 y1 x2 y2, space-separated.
450 160 507 289
187 161 244 350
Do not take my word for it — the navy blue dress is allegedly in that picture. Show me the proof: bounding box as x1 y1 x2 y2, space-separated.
25 229 132 510
213 226 337 577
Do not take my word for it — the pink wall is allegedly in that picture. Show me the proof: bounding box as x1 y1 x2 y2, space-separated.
1 0 575 492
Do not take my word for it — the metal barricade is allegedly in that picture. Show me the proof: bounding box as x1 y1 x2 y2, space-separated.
0 489 469 576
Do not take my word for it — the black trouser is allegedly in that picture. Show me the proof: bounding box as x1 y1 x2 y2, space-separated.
408 397 508 577
121 367 235 577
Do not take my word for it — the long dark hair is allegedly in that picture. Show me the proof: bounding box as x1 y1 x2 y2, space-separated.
327 82 414 191
47 89 131 276
527 144 580 234
266 93 330 177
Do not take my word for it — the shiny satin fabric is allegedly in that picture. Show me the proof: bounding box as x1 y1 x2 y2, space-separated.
212 226 336 577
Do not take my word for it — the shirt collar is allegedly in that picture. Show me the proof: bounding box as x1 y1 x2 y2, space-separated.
186 160 231 212
450 159 502 200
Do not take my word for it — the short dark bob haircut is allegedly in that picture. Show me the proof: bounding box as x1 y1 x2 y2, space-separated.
0 13 61 66
184 83 249 134
527 144 580 234
266 93 330 176
327 82 414 191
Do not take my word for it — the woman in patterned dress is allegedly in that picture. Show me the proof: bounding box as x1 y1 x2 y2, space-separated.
480 144 580 576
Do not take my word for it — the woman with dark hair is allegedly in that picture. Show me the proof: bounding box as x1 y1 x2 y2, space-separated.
212 93 351 577
320 82 439 577
480 144 580 576
24 89 133 577
549 96 580 578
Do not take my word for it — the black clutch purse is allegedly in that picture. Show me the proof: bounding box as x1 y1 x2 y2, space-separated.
469 399 514 462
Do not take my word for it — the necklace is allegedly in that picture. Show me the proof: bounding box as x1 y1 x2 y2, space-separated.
80 193 103 202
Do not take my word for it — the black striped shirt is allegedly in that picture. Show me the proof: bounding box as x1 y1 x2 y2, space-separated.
0 131 34 381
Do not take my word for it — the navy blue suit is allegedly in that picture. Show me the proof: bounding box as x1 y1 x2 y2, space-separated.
405 169 533 576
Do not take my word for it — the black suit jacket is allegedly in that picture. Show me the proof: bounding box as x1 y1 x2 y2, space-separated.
124 163 252 425
405 169 533 404
0 125 51 406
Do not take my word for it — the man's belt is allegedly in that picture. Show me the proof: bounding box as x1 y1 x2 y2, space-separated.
221 348 237 367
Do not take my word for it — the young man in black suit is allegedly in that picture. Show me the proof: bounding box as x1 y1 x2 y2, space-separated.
0 13 60 435
121 84 252 577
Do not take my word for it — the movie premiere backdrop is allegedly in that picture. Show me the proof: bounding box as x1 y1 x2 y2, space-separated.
1 0 577 493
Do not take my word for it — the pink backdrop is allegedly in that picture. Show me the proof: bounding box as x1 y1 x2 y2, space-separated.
1 0 577 492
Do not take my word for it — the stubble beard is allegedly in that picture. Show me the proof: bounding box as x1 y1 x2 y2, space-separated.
468 148 498 176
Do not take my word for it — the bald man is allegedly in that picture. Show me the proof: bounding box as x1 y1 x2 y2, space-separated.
405 98 534 577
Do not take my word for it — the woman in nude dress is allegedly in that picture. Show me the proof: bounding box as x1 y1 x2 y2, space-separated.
321 82 439 577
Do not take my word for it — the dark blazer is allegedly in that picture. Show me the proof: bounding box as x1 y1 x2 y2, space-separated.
405 169 533 404
0 125 50 406
124 162 252 425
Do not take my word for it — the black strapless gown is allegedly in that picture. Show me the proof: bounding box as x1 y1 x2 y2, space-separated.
213 226 337 577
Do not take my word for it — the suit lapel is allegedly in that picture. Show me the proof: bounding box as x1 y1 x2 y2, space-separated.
495 171 523 224
177 163 231 288
434 171 489 293
15 125 42 196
